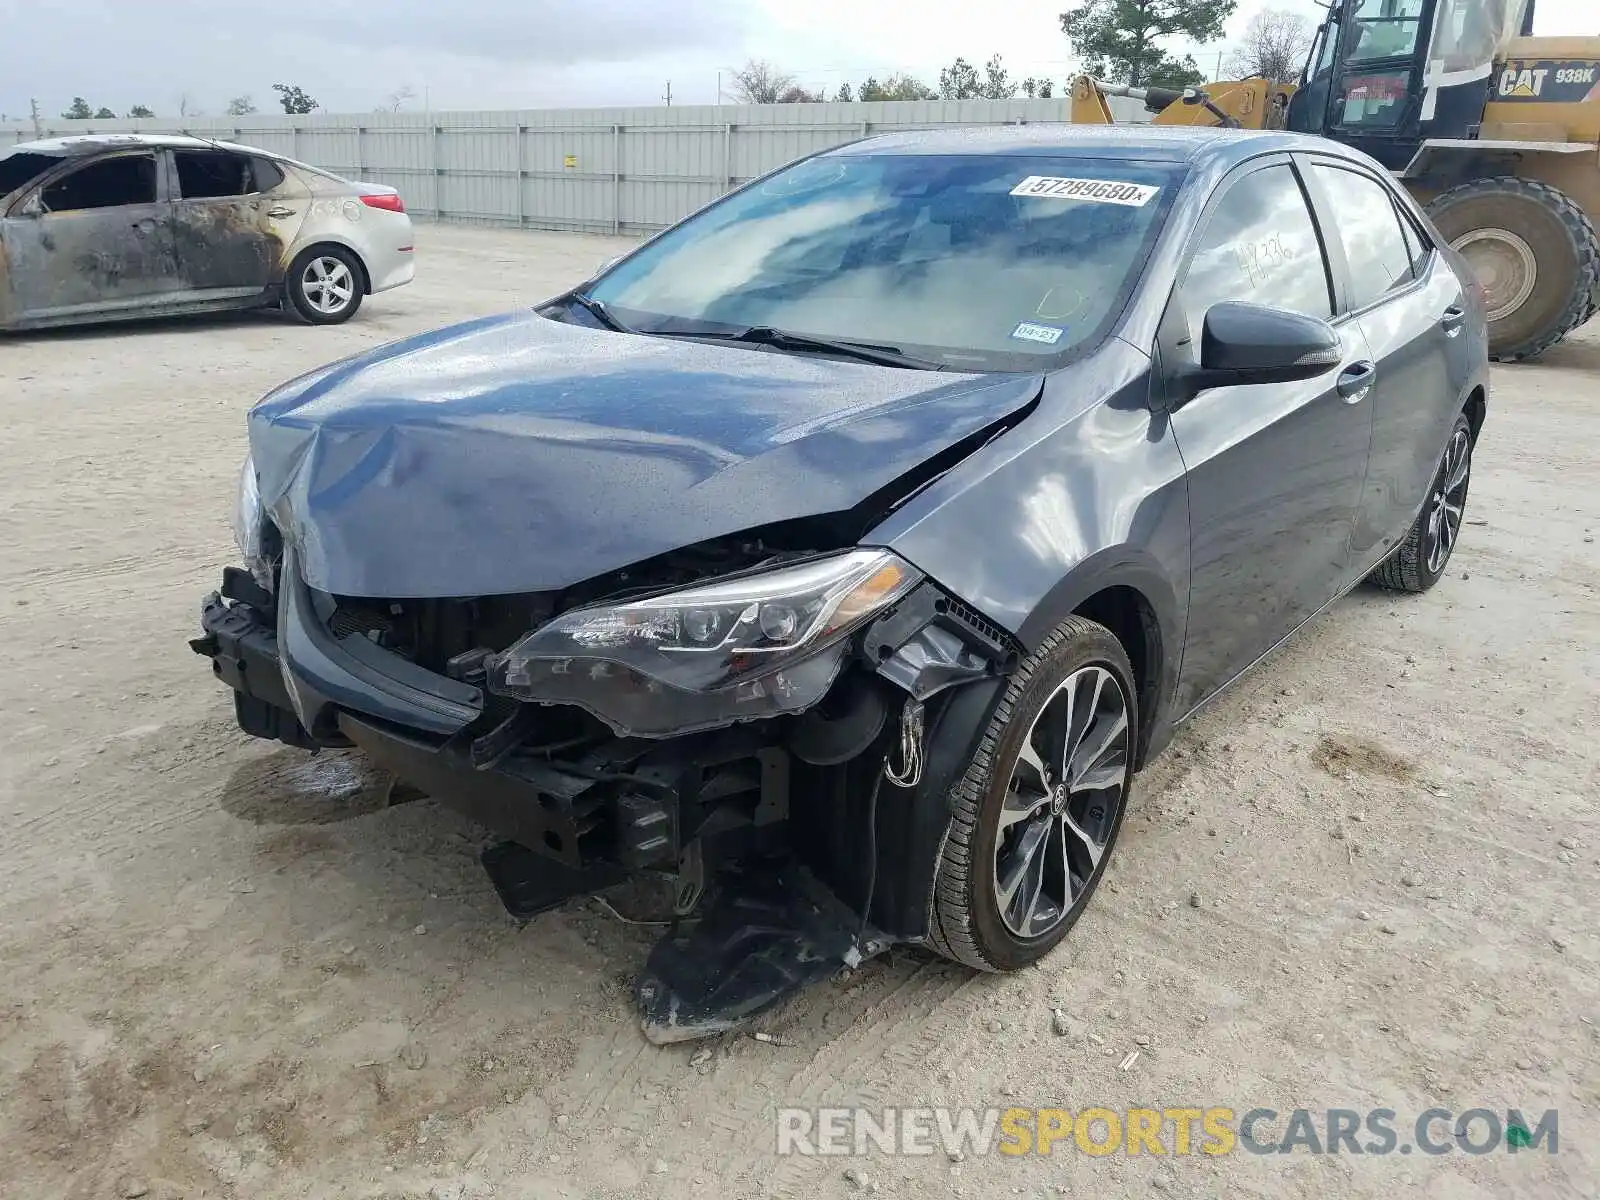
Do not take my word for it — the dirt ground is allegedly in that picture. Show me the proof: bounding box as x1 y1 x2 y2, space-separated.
1 224 1596 1200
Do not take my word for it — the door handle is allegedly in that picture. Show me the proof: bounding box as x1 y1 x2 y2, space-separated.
266 206 297 218
1337 360 1376 403
1441 304 1467 337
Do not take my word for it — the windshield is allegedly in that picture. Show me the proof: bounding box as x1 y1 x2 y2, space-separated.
0 151 60 200
1347 0 1428 63
586 153 1183 371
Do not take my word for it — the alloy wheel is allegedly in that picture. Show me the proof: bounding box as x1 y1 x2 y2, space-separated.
301 256 356 316
992 665 1130 940
1426 427 1471 575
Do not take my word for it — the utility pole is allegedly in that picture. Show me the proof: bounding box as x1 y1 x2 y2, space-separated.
30 97 42 138
663 80 673 107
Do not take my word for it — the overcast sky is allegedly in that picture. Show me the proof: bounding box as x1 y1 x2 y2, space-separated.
0 0 1592 120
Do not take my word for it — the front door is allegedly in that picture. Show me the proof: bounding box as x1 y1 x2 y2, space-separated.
1163 158 1377 716
1 150 177 324
169 148 303 296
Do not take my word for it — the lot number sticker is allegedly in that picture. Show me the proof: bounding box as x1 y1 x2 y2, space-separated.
1010 176 1160 206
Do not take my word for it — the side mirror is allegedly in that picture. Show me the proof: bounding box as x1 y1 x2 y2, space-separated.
18 193 45 218
1182 301 1342 395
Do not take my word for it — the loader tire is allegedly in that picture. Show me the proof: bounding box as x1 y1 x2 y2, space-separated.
1425 177 1600 363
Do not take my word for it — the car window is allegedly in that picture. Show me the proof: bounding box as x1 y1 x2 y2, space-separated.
1181 163 1333 322
586 153 1184 372
252 156 285 192
1312 164 1416 309
175 149 261 199
0 151 58 200
1396 204 1431 276
40 154 157 213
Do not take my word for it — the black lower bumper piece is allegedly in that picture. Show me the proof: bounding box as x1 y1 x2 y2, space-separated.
634 863 889 1044
480 839 629 919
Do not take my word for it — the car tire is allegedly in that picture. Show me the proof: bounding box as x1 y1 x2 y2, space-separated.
928 615 1137 972
285 245 366 325
1368 412 1474 594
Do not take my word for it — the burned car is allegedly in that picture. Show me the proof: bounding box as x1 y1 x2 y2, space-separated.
193 125 1488 1040
0 134 413 331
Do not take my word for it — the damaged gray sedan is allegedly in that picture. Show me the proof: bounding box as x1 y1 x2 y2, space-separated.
0 134 413 331
193 126 1488 1040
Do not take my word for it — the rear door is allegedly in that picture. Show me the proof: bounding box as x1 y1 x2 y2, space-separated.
1302 157 1464 569
169 149 302 296
1 150 177 324
1162 156 1377 716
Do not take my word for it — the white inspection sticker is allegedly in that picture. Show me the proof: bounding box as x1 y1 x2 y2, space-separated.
1011 321 1064 345
1010 176 1160 206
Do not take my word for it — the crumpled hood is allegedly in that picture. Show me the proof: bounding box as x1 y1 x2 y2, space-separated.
250 311 1042 597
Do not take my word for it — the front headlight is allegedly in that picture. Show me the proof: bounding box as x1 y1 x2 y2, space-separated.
486 549 921 737
231 452 273 591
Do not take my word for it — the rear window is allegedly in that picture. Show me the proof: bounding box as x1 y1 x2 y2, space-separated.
0 151 58 200
589 152 1185 371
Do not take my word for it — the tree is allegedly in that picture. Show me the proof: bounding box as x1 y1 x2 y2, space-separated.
272 84 318 115
1227 8 1314 83
834 82 855 103
93 106 116 119
1022 77 1057 98
730 60 795 105
858 74 936 101
981 54 1017 99
128 104 156 118
939 57 982 99
226 95 257 116
384 84 417 112
1060 0 1236 88
777 85 823 103
61 97 93 120
178 92 204 117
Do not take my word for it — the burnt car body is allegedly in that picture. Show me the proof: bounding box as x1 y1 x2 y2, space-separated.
0 134 414 331
193 126 1488 1040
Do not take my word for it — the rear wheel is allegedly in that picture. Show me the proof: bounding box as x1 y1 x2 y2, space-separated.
1368 412 1473 594
928 616 1136 972
285 245 365 325
1426 177 1600 362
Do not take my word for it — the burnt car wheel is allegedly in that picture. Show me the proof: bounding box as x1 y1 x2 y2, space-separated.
286 246 365 325
929 616 1136 972
1368 412 1473 594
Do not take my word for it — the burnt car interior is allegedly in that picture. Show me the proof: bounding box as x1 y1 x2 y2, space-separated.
174 149 279 199
39 153 156 212
0 152 56 200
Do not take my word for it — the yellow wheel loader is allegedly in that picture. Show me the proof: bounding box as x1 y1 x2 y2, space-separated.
1071 0 1600 361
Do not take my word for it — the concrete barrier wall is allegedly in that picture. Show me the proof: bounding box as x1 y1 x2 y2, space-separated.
2 97 1151 235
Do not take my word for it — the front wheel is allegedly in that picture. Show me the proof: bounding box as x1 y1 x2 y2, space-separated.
285 246 365 325
928 616 1137 972
1368 412 1474 593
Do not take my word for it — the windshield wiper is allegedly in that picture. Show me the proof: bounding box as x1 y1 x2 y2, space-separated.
656 325 945 371
565 291 633 333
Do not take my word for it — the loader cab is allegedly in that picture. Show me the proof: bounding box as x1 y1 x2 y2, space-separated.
1288 0 1535 169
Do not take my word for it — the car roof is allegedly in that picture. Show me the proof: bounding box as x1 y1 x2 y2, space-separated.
3 133 273 159
829 123 1361 168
